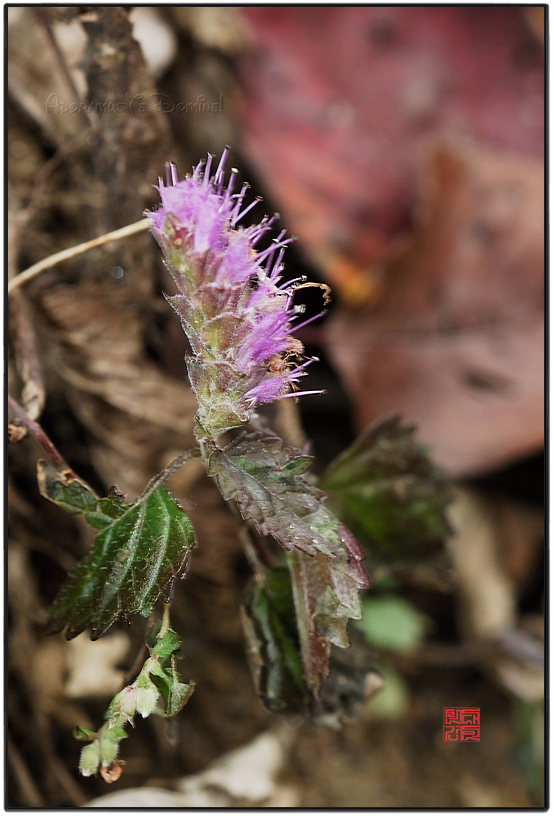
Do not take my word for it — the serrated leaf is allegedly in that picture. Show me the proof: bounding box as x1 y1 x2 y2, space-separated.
320 415 451 558
286 521 369 692
208 430 354 560
45 472 197 640
208 430 368 693
287 550 346 691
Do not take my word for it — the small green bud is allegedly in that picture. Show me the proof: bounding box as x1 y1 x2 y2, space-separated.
136 662 161 717
79 741 101 777
99 728 123 766
106 685 137 727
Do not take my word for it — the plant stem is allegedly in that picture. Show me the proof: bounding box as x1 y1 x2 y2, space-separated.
158 603 172 640
8 218 153 295
7 395 64 467
140 450 200 501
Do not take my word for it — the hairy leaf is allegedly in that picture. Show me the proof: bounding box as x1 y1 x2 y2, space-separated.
208 430 368 691
42 463 196 639
243 560 378 718
37 460 99 515
209 430 356 560
320 415 451 558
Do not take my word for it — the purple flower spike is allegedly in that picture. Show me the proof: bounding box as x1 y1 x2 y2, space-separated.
148 151 325 443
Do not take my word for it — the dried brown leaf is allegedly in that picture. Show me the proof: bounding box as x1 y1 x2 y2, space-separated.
327 142 544 476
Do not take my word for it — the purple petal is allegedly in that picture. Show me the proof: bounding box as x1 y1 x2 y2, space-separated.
245 377 287 404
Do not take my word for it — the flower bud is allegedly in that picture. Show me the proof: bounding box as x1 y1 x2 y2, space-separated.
79 741 101 777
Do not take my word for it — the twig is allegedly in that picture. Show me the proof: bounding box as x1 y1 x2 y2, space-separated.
33 8 94 131
8 218 153 295
7 395 64 467
7 197 46 433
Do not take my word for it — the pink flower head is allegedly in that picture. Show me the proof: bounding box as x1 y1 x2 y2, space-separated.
148 150 325 442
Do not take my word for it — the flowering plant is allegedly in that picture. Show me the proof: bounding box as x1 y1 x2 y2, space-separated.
36 152 369 780
150 149 324 444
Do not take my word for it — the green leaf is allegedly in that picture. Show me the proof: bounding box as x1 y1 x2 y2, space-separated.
207 429 368 693
208 429 364 563
241 568 307 713
73 726 97 742
44 468 197 640
320 415 451 558
37 460 98 515
148 657 195 717
152 628 181 659
86 495 128 530
359 595 428 652
164 674 196 718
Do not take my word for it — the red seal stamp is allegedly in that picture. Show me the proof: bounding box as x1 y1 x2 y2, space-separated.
443 707 480 741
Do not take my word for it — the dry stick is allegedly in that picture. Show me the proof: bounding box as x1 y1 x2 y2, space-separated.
33 8 94 132
8 218 153 295
7 199 46 429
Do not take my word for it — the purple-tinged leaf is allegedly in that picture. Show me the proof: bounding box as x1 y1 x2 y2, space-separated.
287 536 368 693
208 429 368 690
208 430 351 559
